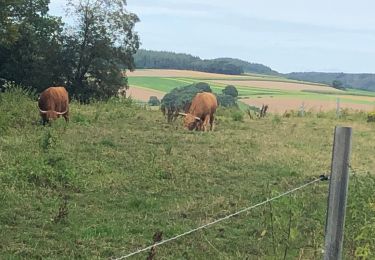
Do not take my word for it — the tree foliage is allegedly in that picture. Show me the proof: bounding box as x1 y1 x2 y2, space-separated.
148 96 160 106
216 94 237 107
0 0 140 101
63 0 140 101
287 72 375 92
135 50 280 76
222 85 238 97
331 80 345 90
0 0 65 92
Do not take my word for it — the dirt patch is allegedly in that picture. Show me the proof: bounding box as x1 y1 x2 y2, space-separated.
242 97 375 113
210 80 340 93
127 85 165 102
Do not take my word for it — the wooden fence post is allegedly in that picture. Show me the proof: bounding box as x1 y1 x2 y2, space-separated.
324 126 352 260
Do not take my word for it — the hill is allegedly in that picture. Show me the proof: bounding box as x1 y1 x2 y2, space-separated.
1 87 374 258
286 72 375 92
133 49 375 92
134 49 275 75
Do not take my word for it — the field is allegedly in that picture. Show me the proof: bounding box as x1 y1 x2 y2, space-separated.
1 87 375 259
127 69 375 112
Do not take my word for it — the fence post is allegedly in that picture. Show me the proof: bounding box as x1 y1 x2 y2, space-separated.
324 126 352 260
336 98 340 118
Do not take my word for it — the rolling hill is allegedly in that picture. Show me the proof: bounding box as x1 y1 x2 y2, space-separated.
133 50 375 92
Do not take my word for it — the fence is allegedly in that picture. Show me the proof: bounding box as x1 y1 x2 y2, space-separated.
113 126 359 259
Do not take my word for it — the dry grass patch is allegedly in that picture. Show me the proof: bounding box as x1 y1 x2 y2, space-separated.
210 80 339 92
242 97 375 113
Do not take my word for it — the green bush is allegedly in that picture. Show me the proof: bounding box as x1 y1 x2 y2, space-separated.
222 85 238 97
148 96 160 106
217 94 237 107
231 111 244 122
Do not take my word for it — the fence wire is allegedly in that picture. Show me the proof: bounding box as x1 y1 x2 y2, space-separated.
114 175 328 259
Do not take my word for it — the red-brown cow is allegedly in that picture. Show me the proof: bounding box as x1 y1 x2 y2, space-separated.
179 92 218 131
38 86 69 125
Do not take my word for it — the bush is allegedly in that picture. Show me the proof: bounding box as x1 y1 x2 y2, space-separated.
367 111 375 122
148 96 160 106
222 85 238 97
194 82 212 92
217 94 237 107
231 111 244 122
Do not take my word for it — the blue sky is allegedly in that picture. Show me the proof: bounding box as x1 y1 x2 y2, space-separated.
49 0 375 73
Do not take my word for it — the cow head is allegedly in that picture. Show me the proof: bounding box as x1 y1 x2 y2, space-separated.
39 109 67 121
179 113 201 130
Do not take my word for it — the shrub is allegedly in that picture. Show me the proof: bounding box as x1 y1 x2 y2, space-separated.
148 96 160 106
231 111 244 122
217 94 237 107
367 111 375 122
222 85 238 97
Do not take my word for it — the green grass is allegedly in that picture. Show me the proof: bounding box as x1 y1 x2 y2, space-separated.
1 88 375 259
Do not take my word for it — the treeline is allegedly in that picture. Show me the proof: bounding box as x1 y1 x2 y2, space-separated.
286 72 375 92
0 0 140 101
134 49 277 75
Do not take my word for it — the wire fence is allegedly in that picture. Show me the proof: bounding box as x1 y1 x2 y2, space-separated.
114 175 329 260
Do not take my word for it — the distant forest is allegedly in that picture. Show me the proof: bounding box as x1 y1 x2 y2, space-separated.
286 72 375 92
134 49 375 91
134 49 278 75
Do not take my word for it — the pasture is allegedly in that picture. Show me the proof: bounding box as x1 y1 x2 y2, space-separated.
127 69 375 112
0 87 374 259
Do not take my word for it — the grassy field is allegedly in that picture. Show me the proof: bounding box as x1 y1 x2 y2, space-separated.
127 70 375 112
1 87 375 259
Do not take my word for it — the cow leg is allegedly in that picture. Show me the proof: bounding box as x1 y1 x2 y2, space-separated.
63 111 69 123
210 114 215 131
203 115 210 132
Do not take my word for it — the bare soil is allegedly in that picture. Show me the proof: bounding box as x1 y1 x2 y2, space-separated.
126 86 165 101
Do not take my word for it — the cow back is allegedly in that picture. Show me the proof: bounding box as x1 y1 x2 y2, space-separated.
38 86 69 113
188 92 218 118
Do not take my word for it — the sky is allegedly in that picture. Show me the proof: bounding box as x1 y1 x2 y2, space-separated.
49 0 375 73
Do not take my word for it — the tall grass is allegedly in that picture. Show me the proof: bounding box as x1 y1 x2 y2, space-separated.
0 89 374 259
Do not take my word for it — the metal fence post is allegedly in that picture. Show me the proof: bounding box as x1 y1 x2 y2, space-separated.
324 126 352 260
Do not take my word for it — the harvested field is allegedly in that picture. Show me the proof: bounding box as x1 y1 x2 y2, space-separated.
242 97 375 113
127 69 251 79
127 85 165 101
209 80 339 93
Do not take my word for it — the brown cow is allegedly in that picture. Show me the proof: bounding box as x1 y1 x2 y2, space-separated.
179 92 218 131
38 86 69 125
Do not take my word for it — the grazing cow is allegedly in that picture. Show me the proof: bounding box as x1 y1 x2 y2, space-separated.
38 86 69 125
179 92 218 131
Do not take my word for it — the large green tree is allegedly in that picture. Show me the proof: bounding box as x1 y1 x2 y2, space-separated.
64 0 140 101
0 0 64 91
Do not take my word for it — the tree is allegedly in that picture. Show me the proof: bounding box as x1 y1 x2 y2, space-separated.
63 0 140 101
0 0 65 91
222 85 238 97
148 96 160 106
216 94 237 107
331 80 345 90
